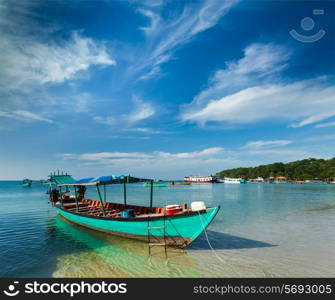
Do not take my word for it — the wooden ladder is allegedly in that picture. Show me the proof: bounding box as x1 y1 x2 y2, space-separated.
147 215 168 258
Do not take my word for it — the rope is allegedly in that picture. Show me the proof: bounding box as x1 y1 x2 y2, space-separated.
197 211 227 264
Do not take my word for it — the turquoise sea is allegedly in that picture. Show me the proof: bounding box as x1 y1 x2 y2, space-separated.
1 181 335 277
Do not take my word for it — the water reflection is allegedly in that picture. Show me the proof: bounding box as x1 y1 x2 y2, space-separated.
52 216 201 277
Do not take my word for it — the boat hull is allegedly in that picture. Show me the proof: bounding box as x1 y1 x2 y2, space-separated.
56 206 220 248
143 183 169 187
184 180 215 183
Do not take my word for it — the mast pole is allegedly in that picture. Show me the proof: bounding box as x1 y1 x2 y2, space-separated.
59 186 63 207
150 179 153 208
123 180 127 205
96 184 106 216
104 184 106 202
74 185 79 212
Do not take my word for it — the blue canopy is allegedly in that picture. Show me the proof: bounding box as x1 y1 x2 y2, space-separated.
57 174 150 186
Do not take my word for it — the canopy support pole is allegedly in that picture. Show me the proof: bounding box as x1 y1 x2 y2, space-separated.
150 180 153 208
59 186 63 207
96 185 106 216
103 184 106 202
123 181 127 205
74 185 79 212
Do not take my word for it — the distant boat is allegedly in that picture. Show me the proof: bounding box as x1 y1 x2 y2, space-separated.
22 179 32 188
169 181 192 186
274 176 287 184
248 177 265 183
184 175 216 183
222 177 246 184
47 173 220 248
143 181 169 187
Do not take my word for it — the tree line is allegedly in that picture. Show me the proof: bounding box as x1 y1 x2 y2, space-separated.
217 157 335 180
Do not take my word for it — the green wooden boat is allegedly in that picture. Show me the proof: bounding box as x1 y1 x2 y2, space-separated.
48 173 220 248
22 178 32 188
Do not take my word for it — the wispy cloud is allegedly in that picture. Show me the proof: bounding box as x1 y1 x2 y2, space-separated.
133 0 239 80
242 140 292 149
58 147 227 177
127 97 155 123
0 110 53 123
154 147 224 159
181 42 335 128
60 147 225 163
138 8 161 36
315 121 335 128
61 152 152 161
57 143 317 178
94 97 155 127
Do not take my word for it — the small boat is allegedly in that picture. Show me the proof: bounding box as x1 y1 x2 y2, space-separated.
169 181 192 186
22 179 32 188
274 176 287 184
143 181 169 187
248 177 265 183
47 173 220 248
184 175 216 183
222 177 246 184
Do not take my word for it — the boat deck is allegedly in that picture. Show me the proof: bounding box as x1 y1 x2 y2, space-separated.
58 198 188 219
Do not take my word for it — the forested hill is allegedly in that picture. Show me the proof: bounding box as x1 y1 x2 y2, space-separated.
217 158 335 180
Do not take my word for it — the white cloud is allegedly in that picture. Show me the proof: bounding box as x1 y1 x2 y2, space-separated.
61 152 152 161
0 31 115 93
59 146 228 178
182 80 335 126
154 147 224 159
0 110 53 123
58 142 332 178
190 43 291 107
181 42 335 128
243 140 292 149
61 147 224 162
0 1 116 126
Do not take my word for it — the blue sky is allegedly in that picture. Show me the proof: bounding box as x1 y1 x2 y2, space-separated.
0 0 334 180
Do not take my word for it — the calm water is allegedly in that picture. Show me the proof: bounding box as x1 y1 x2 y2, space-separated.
1 181 335 277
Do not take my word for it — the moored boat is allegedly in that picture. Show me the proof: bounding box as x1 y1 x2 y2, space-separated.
222 177 246 184
184 175 216 183
169 181 192 185
22 178 32 188
143 181 169 187
48 173 220 248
